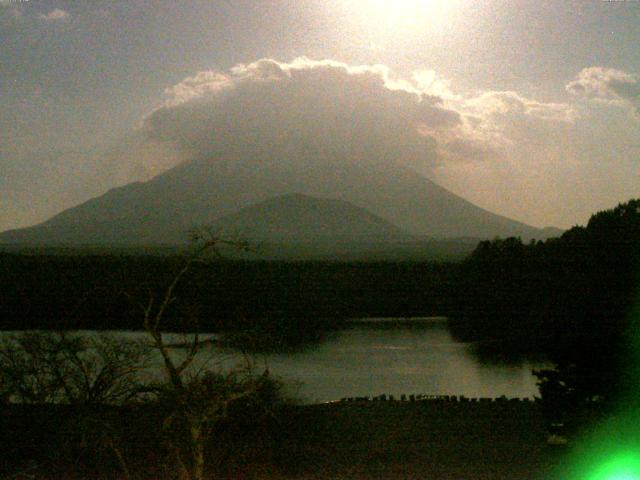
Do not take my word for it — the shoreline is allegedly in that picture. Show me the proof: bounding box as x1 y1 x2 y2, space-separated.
344 316 449 325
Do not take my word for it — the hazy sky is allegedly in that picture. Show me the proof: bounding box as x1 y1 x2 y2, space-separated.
1 0 639 232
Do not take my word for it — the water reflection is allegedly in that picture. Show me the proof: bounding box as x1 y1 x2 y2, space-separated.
1 321 548 404
253 319 548 403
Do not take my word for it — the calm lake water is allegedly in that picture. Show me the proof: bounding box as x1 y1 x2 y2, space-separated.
254 319 547 403
3 319 548 404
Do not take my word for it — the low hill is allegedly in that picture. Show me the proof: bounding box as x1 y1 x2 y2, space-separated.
210 193 410 243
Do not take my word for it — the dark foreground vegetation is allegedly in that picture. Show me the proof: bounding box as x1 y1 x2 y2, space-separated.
2 399 568 480
1 239 289 480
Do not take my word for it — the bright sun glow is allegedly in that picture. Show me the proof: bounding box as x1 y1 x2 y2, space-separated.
347 0 460 31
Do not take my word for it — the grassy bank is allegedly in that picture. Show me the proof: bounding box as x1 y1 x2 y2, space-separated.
277 401 561 480
1 400 566 479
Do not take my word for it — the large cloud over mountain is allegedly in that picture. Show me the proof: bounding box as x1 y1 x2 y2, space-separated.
142 58 465 170
142 58 579 175
0 57 582 233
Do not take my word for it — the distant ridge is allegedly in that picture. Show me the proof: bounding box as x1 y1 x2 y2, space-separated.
0 153 561 248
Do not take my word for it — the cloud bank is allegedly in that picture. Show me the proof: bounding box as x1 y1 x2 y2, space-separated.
567 66 640 119
143 58 454 170
142 57 576 173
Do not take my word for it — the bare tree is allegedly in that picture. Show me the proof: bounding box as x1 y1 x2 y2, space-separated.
137 233 281 480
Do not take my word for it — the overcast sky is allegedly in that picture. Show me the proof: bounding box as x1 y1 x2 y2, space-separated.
1 0 639 232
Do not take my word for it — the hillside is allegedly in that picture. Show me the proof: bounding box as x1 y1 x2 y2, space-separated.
210 193 410 242
0 155 560 247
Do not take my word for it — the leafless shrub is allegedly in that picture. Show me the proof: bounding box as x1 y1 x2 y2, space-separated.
0 331 151 405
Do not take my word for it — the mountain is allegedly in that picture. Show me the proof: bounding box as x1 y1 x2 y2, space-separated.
0 153 560 247
210 193 409 243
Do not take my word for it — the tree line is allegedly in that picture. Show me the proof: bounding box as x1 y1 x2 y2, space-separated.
454 199 640 411
0 253 457 342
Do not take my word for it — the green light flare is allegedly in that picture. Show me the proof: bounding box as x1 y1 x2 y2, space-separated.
565 288 640 480
587 453 640 480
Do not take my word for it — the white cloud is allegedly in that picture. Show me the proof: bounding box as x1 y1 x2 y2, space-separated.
163 71 233 106
411 69 457 100
464 90 577 123
566 66 640 119
144 57 466 171
142 57 586 174
419 88 577 165
38 8 70 21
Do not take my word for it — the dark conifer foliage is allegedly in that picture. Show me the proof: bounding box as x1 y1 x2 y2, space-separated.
0 255 457 336
454 199 640 404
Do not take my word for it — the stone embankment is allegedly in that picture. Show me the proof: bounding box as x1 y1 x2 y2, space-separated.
337 394 535 404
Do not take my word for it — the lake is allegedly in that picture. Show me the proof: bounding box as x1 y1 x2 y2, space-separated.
1 319 548 404
138 317 546 403
252 318 547 403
